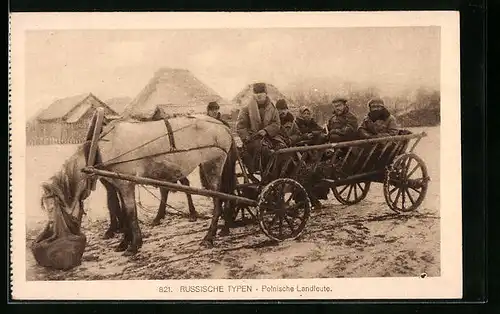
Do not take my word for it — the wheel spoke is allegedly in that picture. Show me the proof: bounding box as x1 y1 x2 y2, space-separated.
353 184 358 200
405 187 416 205
404 157 412 176
408 186 422 194
284 216 296 233
407 163 420 178
278 216 283 237
402 187 406 209
347 185 353 200
392 188 402 208
389 185 398 194
339 184 349 195
356 182 365 194
285 191 296 205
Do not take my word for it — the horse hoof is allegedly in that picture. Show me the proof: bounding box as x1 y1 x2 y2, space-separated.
103 230 115 239
188 216 197 222
150 220 161 227
122 249 137 256
218 229 230 237
115 243 128 252
200 239 214 248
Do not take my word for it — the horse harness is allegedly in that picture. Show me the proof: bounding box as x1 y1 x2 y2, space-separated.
163 118 177 151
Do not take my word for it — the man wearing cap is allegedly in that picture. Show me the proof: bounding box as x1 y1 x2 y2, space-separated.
236 83 285 171
294 106 326 145
326 97 359 143
206 101 230 128
276 99 302 145
358 98 400 138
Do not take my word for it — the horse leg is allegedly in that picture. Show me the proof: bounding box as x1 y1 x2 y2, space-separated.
199 158 225 247
151 187 168 226
218 200 233 237
201 198 223 248
100 179 121 239
179 177 197 222
114 189 131 252
119 183 143 256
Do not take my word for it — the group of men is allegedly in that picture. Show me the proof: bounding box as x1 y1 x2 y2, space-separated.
205 82 399 150
205 82 400 157
204 82 401 209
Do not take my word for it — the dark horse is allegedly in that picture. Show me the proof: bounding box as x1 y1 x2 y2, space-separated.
34 114 238 269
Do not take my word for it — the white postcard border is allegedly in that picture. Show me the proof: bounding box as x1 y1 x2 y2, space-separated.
9 11 462 300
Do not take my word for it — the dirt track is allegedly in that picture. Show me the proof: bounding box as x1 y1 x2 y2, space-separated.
25 126 440 280
26 189 440 281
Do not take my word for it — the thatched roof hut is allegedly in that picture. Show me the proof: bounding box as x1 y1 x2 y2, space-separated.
27 93 118 145
122 68 229 119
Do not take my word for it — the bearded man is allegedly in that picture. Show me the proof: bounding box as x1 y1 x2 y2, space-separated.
326 97 359 142
236 83 286 172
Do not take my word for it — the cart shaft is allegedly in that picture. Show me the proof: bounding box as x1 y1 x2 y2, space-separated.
81 167 259 207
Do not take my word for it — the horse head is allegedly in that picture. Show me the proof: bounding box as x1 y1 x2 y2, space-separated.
32 145 91 270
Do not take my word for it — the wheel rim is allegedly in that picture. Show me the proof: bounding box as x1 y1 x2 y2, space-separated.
383 153 429 213
258 178 311 241
332 181 371 205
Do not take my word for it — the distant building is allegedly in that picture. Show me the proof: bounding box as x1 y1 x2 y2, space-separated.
105 96 132 116
122 68 230 120
26 93 118 145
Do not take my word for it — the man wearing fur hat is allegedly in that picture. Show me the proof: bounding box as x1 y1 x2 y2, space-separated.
276 99 302 145
326 97 359 142
236 83 286 171
358 98 400 138
294 106 326 145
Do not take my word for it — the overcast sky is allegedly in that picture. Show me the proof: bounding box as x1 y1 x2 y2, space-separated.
26 27 440 118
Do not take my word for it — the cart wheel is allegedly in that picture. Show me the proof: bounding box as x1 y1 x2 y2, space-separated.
257 178 311 242
383 153 430 214
332 181 371 205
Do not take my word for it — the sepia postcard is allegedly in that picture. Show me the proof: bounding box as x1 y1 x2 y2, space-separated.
9 11 462 300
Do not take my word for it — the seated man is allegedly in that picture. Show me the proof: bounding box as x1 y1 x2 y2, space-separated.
294 106 327 145
206 101 230 128
276 99 302 145
326 97 359 143
358 98 400 138
279 110 303 146
236 83 287 173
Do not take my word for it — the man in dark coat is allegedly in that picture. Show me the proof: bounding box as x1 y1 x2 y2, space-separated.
276 99 302 145
358 98 400 138
326 97 359 142
294 106 327 145
236 83 286 172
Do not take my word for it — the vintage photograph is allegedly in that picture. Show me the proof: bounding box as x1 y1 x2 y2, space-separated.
10 12 462 300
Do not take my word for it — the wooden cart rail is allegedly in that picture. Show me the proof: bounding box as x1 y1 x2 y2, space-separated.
273 132 427 155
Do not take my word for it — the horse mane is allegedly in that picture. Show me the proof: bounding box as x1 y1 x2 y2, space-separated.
44 142 94 208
